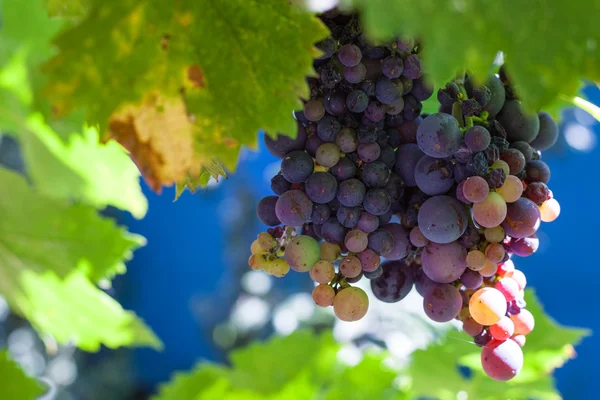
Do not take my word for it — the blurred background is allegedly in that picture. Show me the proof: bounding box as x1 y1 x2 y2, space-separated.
0 85 598 400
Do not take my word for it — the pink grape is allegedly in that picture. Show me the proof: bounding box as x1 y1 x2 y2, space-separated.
502 197 541 238
490 316 515 341
312 284 335 307
422 283 462 322
479 259 499 277
494 277 520 302
344 229 368 252
462 176 489 203
421 241 467 283
539 198 560 222
463 317 484 336
510 309 535 335
511 235 539 257
485 243 506 263
473 192 507 228
481 339 524 381
340 256 362 278
409 226 429 247
505 269 527 290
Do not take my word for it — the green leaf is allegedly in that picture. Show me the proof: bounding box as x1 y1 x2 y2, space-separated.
0 351 45 400
43 0 329 190
19 115 148 218
0 167 158 351
0 167 144 282
16 270 162 352
45 0 90 17
174 161 225 200
343 0 600 111
408 289 589 400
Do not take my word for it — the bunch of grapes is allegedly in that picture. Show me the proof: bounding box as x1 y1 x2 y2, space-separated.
250 8 560 381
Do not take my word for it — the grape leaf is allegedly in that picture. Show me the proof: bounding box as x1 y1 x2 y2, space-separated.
0 167 159 351
343 0 600 111
153 330 403 400
43 0 329 191
45 0 90 17
0 167 144 282
0 5 147 218
0 351 45 400
16 270 162 352
19 116 148 218
409 290 588 400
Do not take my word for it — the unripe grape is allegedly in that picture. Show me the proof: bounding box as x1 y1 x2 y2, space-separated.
320 242 341 262
333 287 369 321
469 287 507 325
284 235 320 272
309 260 335 284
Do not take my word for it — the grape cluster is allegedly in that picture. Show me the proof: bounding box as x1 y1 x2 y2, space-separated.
250 9 560 381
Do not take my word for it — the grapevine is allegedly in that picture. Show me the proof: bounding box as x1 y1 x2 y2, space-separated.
249 8 559 382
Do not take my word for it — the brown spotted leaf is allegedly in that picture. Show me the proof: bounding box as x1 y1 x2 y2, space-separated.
43 0 329 191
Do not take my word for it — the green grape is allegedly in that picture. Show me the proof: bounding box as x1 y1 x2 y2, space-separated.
484 226 505 243
284 235 320 272
264 258 290 278
320 242 341 262
333 286 369 322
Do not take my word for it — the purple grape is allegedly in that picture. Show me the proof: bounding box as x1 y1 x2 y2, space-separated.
460 269 484 289
344 63 367 84
454 162 473 183
524 182 549 205
380 223 410 260
524 160 550 184
363 188 392 216
275 190 313 226
335 128 358 153
468 152 488 176
402 54 422 79
486 168 506 189
414 156 455 195
331 158 357 181
301 223 319 239
281 151 314 183
386 114 405 128
501 197 541 239
464 126 491 152
414 267 436 296
377 144 396 169
402 95 422 121
357 124 379 144
316 37 336 59
417 113 462 158
264 122 307 158
360 80 376 97
361 161 391 188
270 174 291 195
337 206 360 228
511 234 539 257
321 218 347 244
421 241 467 283
375 77 402 105
397 117 422 144
382 56 404 79
484 144 500 166
454 143 471 164
317 115 341 142
367 229 394 256
357 211 379 233
473 330 492 347
305 134 324 157
500 149 526 175
338 44 362 67
303 100 325 122
384 98 405 116
400 76 413 95
310 203 330 225
378 209 393 225
456 181 471 205
324 90 347 117
305 172 338 204
422 283 462 322
357 142 381 162
256 195 281 226
357 248 380 272
530 112 559 151
409 226 429 247
337 178 366 207
411 77 433 101
364 101 385 122
396 37 415 52
394 144 424 187
497 100 540 143
384 173 405 203
371 260 415 303
364 265 383 280
346 90 369 113
459 225 481 248
510 141 534 163
418 195 468 244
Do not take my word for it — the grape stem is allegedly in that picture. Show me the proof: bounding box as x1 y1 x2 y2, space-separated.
452 102 466 127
